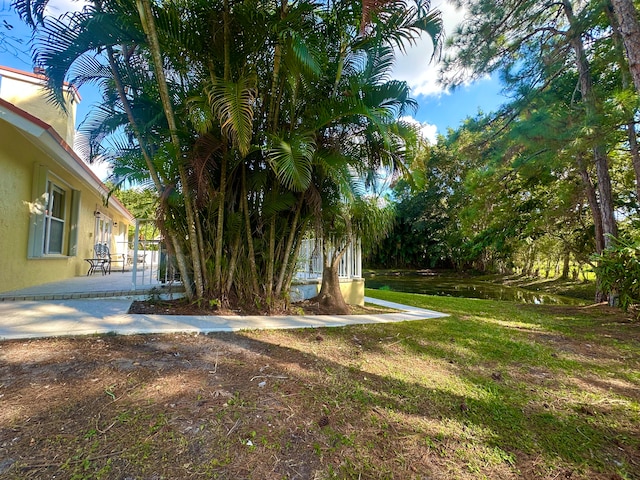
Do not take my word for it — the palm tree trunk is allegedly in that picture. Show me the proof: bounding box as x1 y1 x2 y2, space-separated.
170 235 192 294
241 165 260 294
136 0 205 298
268 0 287 132
212 0 231 296
105 44 195 299
214 151 227 294
106 47 161 191
332 40 348 97
224 227 242 296
265 216 277 305
195 209 208 293
268 46 281 132
275 196 304 297
283 231 306 295
223 0 231 81
315 237 350 314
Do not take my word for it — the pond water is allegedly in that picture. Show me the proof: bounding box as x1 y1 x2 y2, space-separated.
365 272 585 305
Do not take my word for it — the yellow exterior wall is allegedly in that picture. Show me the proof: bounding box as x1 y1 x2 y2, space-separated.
0 69 77 146
0 66 132 293
291 278 365 306
0 122 130 293
340 278 365 306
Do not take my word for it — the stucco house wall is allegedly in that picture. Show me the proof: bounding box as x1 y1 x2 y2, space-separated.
0 66 78 146
0 66 133 293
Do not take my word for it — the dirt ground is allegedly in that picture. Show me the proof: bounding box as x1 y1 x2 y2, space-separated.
0 332 324 479
0 302 638 479
127 298 389 316
0 301 394 479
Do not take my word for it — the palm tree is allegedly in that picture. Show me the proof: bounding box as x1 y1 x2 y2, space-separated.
14 0 441 311
302 1 441 311
14 0 203 297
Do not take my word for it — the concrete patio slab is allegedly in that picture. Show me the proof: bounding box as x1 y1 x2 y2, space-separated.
0 268 173 301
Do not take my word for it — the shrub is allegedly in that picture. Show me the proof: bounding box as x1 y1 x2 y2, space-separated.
593 239 640 315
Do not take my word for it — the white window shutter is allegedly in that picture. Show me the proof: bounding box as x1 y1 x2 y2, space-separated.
27 164 48 258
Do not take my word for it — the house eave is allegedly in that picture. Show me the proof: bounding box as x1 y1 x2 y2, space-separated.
0 65 82 103
0 98 134 222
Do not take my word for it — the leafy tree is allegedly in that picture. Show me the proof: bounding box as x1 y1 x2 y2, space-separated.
378 58 614 276
444 0 620 254
368 184 453 268
433 0 640 305
111 187 156 220
367 138 472 270
111 186 159 241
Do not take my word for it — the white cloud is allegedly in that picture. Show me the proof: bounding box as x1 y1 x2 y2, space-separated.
401 115 438 144
45 0 90 16
88 159 112 182
73 131 112 181
392 1 467 97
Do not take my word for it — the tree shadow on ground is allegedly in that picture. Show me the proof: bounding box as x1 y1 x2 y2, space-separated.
1 319 638 479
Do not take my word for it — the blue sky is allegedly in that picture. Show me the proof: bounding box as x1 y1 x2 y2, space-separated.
0 0 508 146
410 75 506 137
389 0 509 141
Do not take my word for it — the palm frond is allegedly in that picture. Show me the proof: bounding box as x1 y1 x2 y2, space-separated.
267 133 316 192
187 133 224 208
206 75 256 157
33 6 145 109
314 148 364 202
412 7 444 60
364 79 418 118
350 196 395 251
186 94 217 135
362 43 395 85
109 153 156 189
287 30 321 76
262 190 297 218
367 0 443 57
77 103 131 161
12 0 48 27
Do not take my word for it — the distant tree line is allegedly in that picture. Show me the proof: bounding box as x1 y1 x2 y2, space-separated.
367 0 640 307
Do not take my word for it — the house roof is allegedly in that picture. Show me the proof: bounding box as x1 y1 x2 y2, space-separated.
0 97 134 222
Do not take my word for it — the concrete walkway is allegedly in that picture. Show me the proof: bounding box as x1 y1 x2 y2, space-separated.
0 295 447 341
0 272 447 340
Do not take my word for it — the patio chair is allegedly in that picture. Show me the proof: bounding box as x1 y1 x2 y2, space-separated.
94 243 126 274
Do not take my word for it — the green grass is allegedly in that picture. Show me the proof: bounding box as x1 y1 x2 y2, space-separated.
243 289 640 479
369 290 638 475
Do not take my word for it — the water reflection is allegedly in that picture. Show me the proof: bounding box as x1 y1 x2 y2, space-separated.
365 273 584 305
